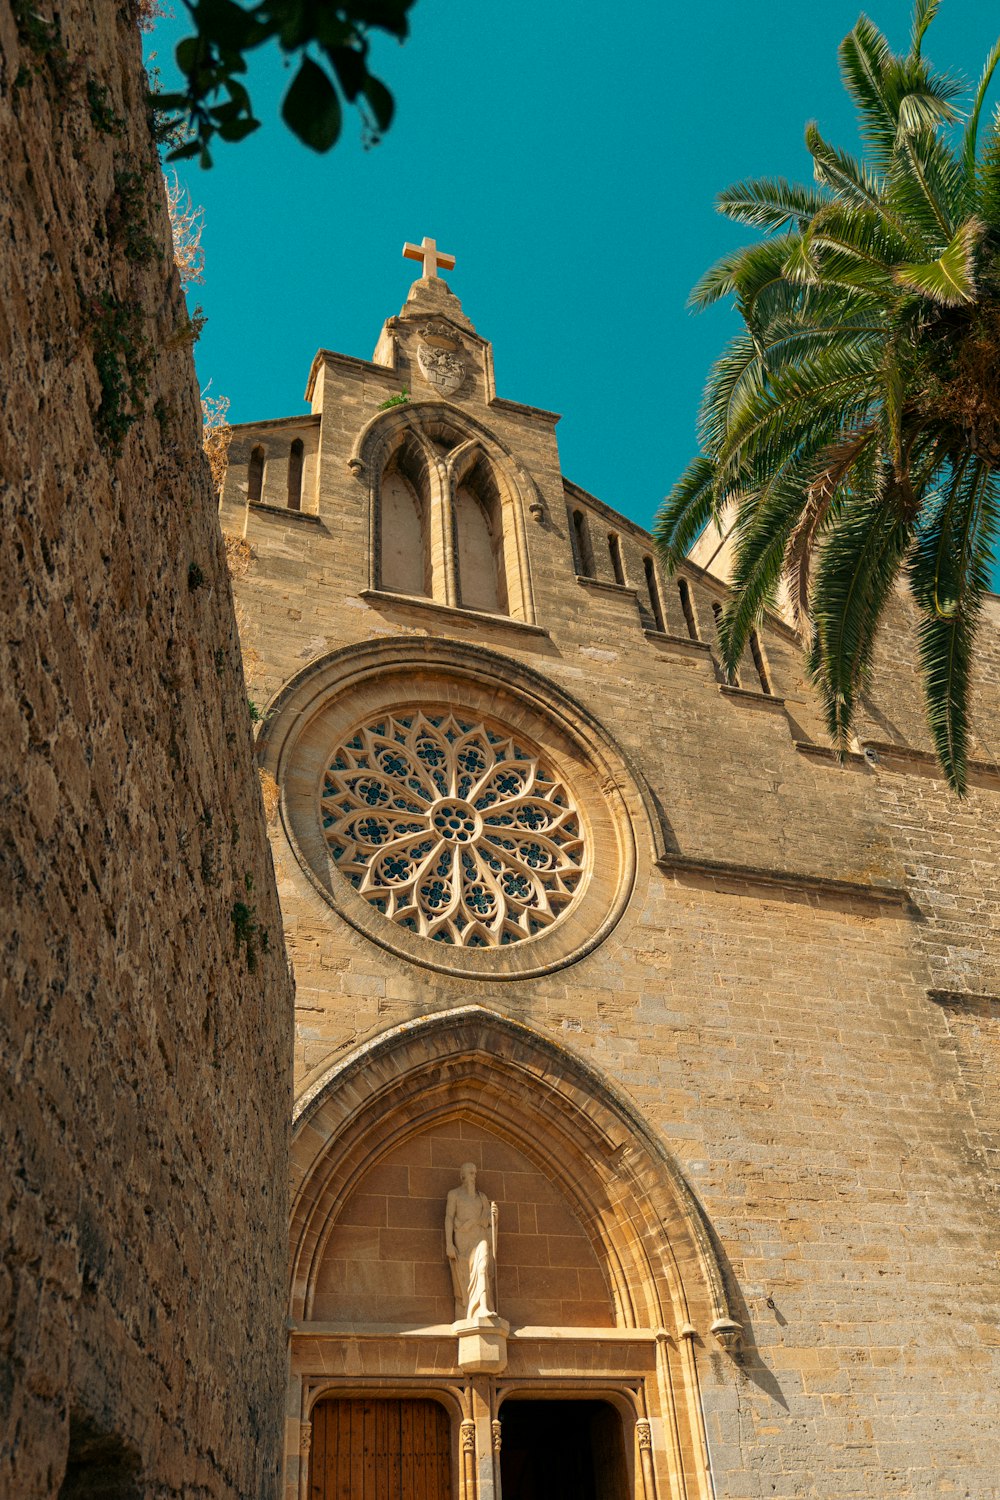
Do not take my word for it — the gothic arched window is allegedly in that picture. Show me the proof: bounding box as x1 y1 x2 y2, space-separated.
608 533 626 586
248 445 264 504
678 577 699 639
379 470 428 597
643 555 665 632
454 468 506 614
287 438 304 511
572 510 594 578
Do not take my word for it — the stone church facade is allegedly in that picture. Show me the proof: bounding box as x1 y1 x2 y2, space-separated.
219 257 1000 1500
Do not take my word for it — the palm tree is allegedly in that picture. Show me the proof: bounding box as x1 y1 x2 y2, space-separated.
655 1 1000 793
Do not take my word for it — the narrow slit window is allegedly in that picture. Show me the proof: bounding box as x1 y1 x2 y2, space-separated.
608 533 625 586
247 445 264 504
287 438 304 511
644 556 665 633
750 630 771 694
678 577 698 640
713 602 739 686
572 509 594 578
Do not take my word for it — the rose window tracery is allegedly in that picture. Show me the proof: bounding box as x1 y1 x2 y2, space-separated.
321 711 585 946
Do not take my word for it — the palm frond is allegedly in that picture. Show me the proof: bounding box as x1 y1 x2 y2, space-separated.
839 16 898 167
718 461 819 671
718 177 831 232
964 43 1000 193
809 487 914 748
890 130 964 241
717 341 882 476
893 216 983 305
907 459 1000 792
688 248 744 309
910 0 940 61
805 124 887 214
978 103 1000 227
654 457 720 572
785 430 877 628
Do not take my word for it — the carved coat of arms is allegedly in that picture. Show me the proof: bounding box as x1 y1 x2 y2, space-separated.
416 320 466 396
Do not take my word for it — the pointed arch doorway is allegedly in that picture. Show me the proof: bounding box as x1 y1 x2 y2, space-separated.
288 1008 740 1500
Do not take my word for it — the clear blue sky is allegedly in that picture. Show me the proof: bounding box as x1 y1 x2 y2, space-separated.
150 1 999 539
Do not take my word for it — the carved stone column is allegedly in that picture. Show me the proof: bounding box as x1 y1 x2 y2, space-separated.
298 1420 312 1500
461 1419 477 1500
636 1418 657 1500
491 1419 503 1500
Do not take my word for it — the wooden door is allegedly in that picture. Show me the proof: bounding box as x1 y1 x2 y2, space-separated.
310 1397 451 1500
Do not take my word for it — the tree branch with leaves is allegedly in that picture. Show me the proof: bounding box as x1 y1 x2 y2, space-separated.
153 0 416 166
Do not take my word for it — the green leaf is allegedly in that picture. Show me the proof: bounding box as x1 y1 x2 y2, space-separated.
962 37 1000 187
216 115 261 142
654 457 719 572
363 75 394 132
894 217 982 305
810 487 913 750
281 57 343 152
908 459 999 793
717 176 830 232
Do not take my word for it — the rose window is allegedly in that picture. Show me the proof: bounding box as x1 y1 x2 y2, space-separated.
321 711 585 946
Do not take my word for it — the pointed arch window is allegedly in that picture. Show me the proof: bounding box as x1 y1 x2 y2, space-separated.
572 509 594 578
378 438 431 598
287 438 304 511
454 457 507 614
750 630 771 693
608 533 626 586
678 577 699 639
247 445 264 504
643 555 665 632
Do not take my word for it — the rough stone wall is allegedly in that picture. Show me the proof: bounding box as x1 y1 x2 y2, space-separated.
0 3 292 1496
220 284 1000 1496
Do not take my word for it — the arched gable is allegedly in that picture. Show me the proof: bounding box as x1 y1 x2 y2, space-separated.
290 1006 737 1339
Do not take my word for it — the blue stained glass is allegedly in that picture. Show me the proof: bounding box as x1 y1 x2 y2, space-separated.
357 817 388 844
520 842 548 868
416 738 445 766
496 772 522 796
466 885 494 914
379 750 409 777
421 879 450 909
381 854 411 882
515 805 548 829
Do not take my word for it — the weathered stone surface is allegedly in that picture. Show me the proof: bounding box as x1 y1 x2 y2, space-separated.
0 3 292 1495
222 274 1000 1498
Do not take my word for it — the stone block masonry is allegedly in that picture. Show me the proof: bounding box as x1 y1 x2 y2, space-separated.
0 2 293 1496
222 267 1000 1497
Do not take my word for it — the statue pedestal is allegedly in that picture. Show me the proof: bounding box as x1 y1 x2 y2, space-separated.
454 1315 510 1373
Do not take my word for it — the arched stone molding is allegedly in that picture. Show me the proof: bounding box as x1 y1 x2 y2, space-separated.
256 636 671 979
349 399 540 622
290 1005 736 1337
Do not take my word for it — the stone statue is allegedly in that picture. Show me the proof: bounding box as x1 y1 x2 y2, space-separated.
445 1162 498 1322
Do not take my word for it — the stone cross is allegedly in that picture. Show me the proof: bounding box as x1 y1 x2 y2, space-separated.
402 236 456 280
